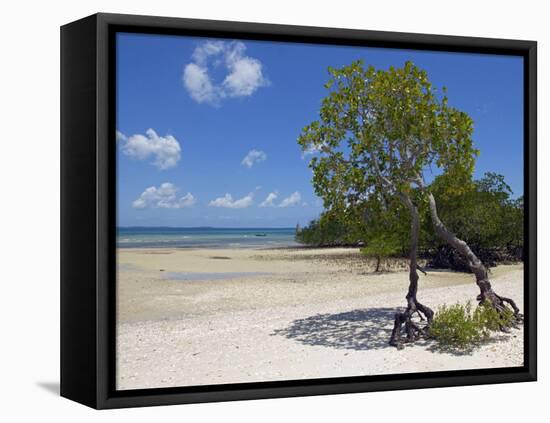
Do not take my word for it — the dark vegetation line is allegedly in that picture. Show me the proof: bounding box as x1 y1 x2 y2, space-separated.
295 172 523 273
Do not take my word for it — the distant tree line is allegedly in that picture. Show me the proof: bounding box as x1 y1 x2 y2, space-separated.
296 172 523 272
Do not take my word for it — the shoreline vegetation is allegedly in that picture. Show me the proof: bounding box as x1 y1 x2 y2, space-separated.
116 246 523 390
295 172 523 273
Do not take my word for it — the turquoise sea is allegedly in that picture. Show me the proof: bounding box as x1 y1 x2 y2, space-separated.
117 227 299 249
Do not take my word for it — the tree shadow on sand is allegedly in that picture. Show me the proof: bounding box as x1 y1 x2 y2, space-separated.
272 307 519 356
272 308 399 351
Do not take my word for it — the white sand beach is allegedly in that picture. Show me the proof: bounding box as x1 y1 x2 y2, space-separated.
116 247 523 390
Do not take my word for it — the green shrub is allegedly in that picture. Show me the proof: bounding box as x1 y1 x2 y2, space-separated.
428 301 514 350
474 301 515 333
429 302 481 349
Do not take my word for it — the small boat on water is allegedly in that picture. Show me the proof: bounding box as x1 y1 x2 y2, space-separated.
255 232 267 237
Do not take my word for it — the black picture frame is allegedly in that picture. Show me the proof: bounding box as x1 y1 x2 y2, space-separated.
60 12 537 409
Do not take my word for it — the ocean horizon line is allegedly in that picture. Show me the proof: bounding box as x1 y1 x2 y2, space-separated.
117 226 300 249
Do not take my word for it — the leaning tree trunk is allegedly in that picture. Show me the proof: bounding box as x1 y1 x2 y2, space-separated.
389 194 434 348
426 192 521 319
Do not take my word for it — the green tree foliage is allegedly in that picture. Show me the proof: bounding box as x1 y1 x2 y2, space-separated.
423 172 524 268
427 172 513 248
298 60 477 214
295 213 352 246
295 206 366 246
358 196 410 271
360 233 403 271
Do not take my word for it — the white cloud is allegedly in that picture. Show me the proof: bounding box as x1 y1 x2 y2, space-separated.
183 41 269 106
191 41 225 66
208 192 254 209
259 192 278 207
118 129 181 170
116 130 127 142
133 183 196 209
279 191 302 208
241 149 267 168
223 52 266 97
301 142 328 159
182 63 218 104
258 191 305 208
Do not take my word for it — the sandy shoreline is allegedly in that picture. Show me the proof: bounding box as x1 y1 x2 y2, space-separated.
116 247 524 390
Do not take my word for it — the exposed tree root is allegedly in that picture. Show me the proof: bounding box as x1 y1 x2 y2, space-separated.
476 279 523 328
389 296 433 349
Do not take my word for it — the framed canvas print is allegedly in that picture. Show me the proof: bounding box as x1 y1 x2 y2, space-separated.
60 13 537 409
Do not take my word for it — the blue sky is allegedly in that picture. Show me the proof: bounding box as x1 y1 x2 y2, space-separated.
116 32 524 228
